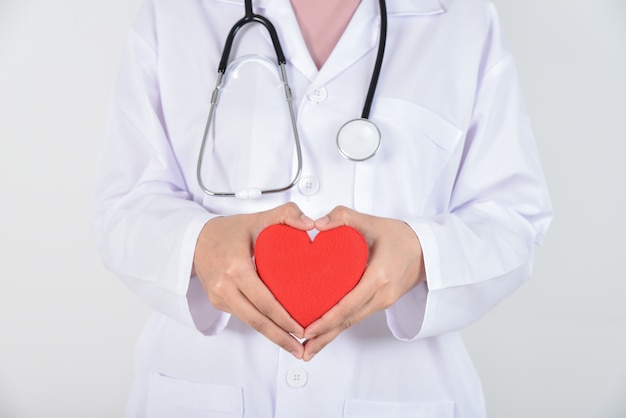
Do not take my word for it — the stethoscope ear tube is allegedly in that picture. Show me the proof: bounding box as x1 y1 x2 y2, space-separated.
218 0 286 73
198 0 302 198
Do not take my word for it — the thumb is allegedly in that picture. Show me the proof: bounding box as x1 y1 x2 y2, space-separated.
262 202 315 232
314 206 367 232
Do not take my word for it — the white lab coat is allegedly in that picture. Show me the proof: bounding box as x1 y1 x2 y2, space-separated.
93 0 552 416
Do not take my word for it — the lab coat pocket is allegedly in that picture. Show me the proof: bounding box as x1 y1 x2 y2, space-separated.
146 373 243 418
354 98 463 217
343 399 454 418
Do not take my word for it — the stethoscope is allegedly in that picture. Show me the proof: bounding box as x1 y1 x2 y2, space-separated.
197 0 387 199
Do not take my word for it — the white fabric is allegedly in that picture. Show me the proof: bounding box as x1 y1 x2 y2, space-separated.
93 0 552 417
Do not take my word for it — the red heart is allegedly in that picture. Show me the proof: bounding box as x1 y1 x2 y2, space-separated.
254 224 368 328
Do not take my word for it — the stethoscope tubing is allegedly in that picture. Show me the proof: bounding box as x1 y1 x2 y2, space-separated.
218 1 286 72
197 0 302 198
197 0 387 198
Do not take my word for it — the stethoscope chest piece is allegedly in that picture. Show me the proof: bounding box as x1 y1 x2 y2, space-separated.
337 118 381 161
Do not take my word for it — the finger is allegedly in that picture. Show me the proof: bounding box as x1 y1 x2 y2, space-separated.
230 287 305 359
279 202 315 230
204 254 305 338
239 270 305 338
303 245 407 340
314 205 356 231
260 202 314 232
211 259 305 355
302 329 340 362
303 273 376 339
314 206 376 244
302 295 380 361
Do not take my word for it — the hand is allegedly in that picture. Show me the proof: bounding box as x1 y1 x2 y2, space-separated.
302 206 426 361
193 202 314 359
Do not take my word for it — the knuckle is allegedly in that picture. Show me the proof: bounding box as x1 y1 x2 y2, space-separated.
206 276 225 295
368 265 391 287
207 294 225 310
322 309 353 332
322 308 343 325
375 271 393 288
306 339 326 356
255 300 274 318
376 282 400 310
369 269 398 309
340 318 353 331
222 261 248 283
203 262 247 309
284 201 298 211
248 317 268 334
278 338 298 354
282 201 300 216
333 205 351 219
206 279 229 308
378 292 397 310
222 259 240 275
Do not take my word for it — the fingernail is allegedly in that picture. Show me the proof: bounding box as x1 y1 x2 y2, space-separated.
316 216 330 226
301 214 314 225
291 350 303 360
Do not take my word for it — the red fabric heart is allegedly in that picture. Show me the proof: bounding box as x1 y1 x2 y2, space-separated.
254 224 368 328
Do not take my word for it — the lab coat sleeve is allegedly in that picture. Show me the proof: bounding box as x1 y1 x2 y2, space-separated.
92 5 230 335
386 53 552 341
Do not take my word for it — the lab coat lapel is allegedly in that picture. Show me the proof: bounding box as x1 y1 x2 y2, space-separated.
386 0 445 15
261 0 382 85
208 0 317 79
312 0 446 85
210 0 446 83
276 0 446 85
312 0 380 86
263 0 319 80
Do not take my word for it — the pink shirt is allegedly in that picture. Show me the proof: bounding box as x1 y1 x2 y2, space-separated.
290 0 362 69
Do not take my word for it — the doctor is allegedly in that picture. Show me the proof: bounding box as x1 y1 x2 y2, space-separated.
93 0 552 417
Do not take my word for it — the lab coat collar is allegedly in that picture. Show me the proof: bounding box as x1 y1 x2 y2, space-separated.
312 0 446 84
215 0 445 16
212 0 446 82
386 0 446 15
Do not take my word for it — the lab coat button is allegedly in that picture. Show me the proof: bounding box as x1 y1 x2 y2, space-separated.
286 368 308 388
298 175 320 196
307 88 328 103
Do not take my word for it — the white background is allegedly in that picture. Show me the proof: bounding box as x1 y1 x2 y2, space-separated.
0 0 624 417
